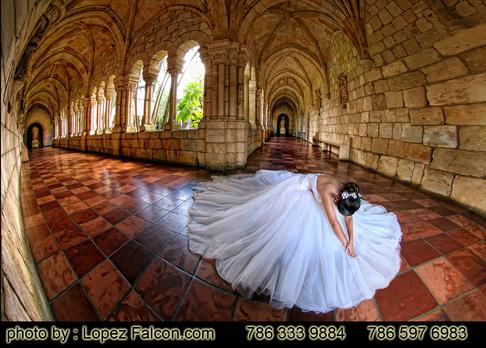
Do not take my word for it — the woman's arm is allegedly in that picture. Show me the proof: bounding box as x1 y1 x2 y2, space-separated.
345 216 356 257
321 191 349 247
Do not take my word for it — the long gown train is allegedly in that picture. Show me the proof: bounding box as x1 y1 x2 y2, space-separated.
187 169 402 313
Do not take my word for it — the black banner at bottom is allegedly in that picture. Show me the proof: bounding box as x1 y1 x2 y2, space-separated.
0 322 482 347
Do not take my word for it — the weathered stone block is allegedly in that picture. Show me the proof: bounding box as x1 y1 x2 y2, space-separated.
421 57 468 83
382 60 408 78
451 176 486 214
372 93 386 110
423 126 458 148
393 123 402 139
412 163 425 185
388 71 426 91
397 159 415 181
459 126 486 151
403 86 427 108
461 46 486 73
379 123 393 138
385 91 404 108
377 156 399 177
404 48 441 69
431 148 486 177
427 73 486 105
421 168 454 196
410 107 444 125
368 123 379 137
444 103 486 125
365 152 379 170
433 23 486 56
388 140 433 164
371 138 389 155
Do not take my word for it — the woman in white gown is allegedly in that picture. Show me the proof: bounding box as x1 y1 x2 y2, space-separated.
187 169 402 313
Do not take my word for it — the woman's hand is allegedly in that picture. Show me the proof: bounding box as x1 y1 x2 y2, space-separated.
345 240 356 257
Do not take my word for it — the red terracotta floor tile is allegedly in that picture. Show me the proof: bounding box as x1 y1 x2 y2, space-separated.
102 208 131 225
109 291 159 321
234 298 287 321
445 249 486 287
94 227 129 256
82 260 130 320
401 239 441 266
39 200 61 212
110 241 155 284
42 207 68 222
176 278 237 321
446 214 485 239
415 257 475 304
135 205 170 224
442 289 486 321
195 259 233 292
448 229 480 246
80 216 112 237
428 217 461 232
65 240 105 277
134 225 175 253
375 271 437 321
137 192 165 204
115 216 149 238
53 227 88 249
136 258 191 320
70 209 99 224
37 251 77 300
64 201 89 215
425 233 463 255
155 212 188 234
468 241 486 262
335 299 380 321
51 283 99 321
401 221 442 241
288 307 334 321
154 197 184 211
157 235 201 273
46 215 77 234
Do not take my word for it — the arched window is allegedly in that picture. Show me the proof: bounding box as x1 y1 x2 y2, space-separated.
152 57 171 129
134 67 145 130
176 45 205 129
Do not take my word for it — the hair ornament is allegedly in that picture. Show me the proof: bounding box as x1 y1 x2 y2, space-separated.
341 191 358 200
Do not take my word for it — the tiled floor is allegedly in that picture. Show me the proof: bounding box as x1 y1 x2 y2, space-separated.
20 137 486 321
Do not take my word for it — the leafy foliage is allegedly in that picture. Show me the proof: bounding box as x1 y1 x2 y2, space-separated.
176 81 203 128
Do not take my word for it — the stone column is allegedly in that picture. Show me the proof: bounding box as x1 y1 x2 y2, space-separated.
96 92 104 135
204 40 249 170
104 86 115 134
165 57 183 129
237 49 247 120
125 80 137 133
89 94 97 135
142 71 157 132
112 77 126 134
82 96 90 135
67 103 73 137
199 47 211 118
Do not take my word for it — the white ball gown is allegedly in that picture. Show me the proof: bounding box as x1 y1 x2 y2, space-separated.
187 169 402 313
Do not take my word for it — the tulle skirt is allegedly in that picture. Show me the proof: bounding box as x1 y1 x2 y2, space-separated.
188 170 402 313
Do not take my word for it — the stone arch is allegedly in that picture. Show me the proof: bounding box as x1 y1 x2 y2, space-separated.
24 105 52 147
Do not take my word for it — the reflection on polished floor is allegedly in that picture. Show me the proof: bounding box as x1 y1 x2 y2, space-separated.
21 137 485 321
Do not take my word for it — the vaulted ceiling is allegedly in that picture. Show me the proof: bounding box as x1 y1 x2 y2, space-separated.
20 0 368 120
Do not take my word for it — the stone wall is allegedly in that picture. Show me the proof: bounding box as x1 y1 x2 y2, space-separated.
316 0 486 215
1 0 52 320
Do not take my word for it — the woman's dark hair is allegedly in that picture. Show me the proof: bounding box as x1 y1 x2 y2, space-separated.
336 182 361 216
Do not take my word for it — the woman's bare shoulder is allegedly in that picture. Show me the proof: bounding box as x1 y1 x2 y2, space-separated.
316 175 340 194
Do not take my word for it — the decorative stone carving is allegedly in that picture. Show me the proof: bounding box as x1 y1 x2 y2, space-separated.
338 73 348 109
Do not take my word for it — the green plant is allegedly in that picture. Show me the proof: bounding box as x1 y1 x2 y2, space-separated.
176 81 203 128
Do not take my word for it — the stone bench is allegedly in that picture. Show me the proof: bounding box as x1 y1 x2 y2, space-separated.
313 135 350 161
